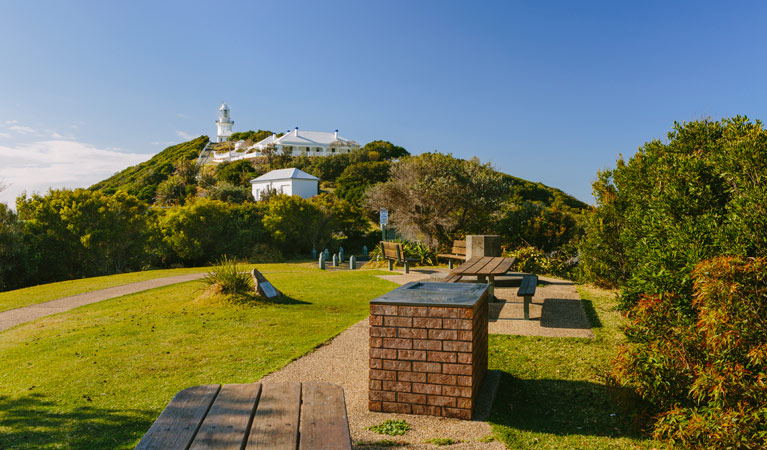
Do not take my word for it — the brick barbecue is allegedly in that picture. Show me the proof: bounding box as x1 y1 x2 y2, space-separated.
368 282 488 420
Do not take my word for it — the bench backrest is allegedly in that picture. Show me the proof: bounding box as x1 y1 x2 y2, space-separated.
380 241 404 262
451 240 466 256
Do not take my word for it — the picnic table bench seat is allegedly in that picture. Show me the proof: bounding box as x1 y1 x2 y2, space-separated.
380 241 418 274
436 240 467 269
135 381 351 450
517 274 538 320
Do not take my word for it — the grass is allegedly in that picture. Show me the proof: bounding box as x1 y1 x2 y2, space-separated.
488 284 663 449
0 264 396 449
0 266 212 313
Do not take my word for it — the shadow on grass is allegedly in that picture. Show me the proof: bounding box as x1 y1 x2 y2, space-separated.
0 393 155 449
580 299 603 329
489 373 644 440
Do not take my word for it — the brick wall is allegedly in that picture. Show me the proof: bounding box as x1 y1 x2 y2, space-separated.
368 297 488 420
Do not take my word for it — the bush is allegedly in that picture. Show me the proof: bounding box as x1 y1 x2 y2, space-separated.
153 198 266 266
497 201 583 253
612 256 767 449
203 256 252 296
503 245 577 278
369 239 437 266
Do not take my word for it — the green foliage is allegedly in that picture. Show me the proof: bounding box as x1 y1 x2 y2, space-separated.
579 117 767 306
367 419 411 436
0 203 26 291
206 182 251 204
612 257 767 449
153 198 266 266
335 161 391 206
91 136 209 202
502 173 589 211
16 189 152 285
360 140 409 160
369 239 437 265
154 174 189 206
503 245 577 278
216 159 258 186
365 152 507 249
203 256 253 296
578 117 767 450
228 130 276 142
497 201 583 252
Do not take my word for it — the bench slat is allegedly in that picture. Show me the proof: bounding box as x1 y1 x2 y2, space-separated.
245 382 301 450
299 382 352 450
135 384 221 450
517 275 538 297
189 383 262 450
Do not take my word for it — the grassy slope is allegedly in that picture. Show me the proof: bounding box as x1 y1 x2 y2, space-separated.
0 264 395 450
89 136 208 202
488 284 662 449
0 267 211 313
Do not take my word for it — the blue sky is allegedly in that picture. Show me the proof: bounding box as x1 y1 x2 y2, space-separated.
2 0 767 206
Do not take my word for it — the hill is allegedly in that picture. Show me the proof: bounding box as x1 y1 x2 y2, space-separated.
89 135 588 210
90 136 209 202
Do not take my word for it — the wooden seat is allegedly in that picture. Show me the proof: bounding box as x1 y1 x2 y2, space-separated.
135 382 351 450
442 273 463 283
380 241 418 274
436 240 467 269
517 275 538 320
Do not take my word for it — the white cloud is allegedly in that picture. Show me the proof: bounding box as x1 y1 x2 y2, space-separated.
0 132 10 138
0 140 149 208
9 125 37 134
5 120 19 125
176 130 193 140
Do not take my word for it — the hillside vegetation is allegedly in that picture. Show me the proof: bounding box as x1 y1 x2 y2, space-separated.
90 136 209 202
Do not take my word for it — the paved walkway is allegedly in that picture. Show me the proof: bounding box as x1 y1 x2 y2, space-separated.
376 269 594 338
0 273 206 333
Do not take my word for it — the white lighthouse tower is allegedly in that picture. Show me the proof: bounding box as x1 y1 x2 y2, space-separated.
216 102 234 142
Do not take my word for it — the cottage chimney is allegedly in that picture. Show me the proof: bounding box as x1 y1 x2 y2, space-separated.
334 129 338 139
294 127 299 136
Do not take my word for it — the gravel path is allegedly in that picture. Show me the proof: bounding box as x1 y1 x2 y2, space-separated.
0 273 206 332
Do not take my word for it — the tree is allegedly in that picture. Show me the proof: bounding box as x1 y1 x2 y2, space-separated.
216 159 257 186
153 198 265 266
335 161 391 206
16 189 152 282
155 174 188 206
0 202 26 291
361 140 409 160
365 152 507 249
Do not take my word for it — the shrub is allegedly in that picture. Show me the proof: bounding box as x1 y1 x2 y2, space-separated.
203 256 252 296
497 201 583 253
612 256 767 449
504 245 577 278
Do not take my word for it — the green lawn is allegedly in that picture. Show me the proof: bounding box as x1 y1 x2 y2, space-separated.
488 284 662 449
0 267 212 313
0 264 396 449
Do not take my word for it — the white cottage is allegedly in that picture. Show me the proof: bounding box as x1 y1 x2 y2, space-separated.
251 128 358 157
250 168 319 201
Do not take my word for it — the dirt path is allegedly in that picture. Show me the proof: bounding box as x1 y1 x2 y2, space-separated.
0 273 206 333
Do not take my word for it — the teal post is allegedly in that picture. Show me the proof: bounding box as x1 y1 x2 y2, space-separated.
362 245 368 258
339 247 344 263
312 247 317 259
319 253 325 270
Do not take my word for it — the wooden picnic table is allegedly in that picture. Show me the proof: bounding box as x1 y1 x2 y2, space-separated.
135 381 351 450
449 256 516 301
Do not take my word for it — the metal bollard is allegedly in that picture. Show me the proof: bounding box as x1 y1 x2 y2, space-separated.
332 254 339 267
319 253 326 270
339 246 344 262
350 255 356 270
362 245 368 258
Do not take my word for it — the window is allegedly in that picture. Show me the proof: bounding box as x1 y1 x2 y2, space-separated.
331 147 336 153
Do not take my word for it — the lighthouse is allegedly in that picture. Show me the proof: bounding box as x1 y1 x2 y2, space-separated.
216 102 234 142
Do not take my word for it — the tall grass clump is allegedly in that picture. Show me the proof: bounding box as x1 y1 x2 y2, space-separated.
203 256 252 296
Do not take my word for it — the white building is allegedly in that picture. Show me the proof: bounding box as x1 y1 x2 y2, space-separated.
250 168 319 201
216 102 234 143
212 127 358 163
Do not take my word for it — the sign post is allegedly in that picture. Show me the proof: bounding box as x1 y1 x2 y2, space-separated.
379 208 388 241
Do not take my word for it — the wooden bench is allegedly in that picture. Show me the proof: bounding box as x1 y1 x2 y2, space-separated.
380 241 418 274
135 381 351 450
436 240 467 269
518 274 538 320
